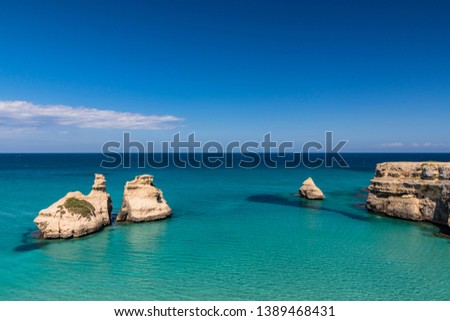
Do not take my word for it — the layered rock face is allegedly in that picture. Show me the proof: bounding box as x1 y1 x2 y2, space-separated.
299 177 325 200
34 174 112 238
367 162 450 226
116 175 172 222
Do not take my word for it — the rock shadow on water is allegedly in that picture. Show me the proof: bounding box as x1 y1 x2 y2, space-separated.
352 203 367 209
354 187 369 200
14 223 117 253
246 194 370 222
435 224 450 238
14 229 49 252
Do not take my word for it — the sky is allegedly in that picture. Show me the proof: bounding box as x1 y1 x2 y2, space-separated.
0 0 449 152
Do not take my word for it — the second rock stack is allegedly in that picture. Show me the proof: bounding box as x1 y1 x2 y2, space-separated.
116 174 172 222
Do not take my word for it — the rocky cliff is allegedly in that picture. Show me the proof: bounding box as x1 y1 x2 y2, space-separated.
34 174 112 238
367 162 450 226
116 174 172 222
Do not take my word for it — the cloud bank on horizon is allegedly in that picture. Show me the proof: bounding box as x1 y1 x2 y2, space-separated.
0 101 183 130
380 142 450 149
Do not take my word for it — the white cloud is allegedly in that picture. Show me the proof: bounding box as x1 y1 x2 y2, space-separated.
380 142 450 149
411 142 449 148
0 100 183 130
380 142 405 148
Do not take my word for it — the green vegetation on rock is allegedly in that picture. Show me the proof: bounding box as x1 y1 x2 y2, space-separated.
63 197 95 219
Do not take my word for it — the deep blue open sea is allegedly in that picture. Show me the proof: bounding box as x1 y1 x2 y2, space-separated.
1 153 450 300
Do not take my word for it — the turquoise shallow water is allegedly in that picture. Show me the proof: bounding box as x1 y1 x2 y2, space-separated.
1 153 450 300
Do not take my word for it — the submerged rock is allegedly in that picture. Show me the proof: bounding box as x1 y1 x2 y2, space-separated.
116 175 172 222
299 177 325 200
367 162 450 226
34 174 112 238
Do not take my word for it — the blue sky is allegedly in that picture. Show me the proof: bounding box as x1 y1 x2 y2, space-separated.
0 0 449 152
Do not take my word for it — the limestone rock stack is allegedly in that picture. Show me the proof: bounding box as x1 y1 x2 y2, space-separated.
34 174 112 238
116 175 172 222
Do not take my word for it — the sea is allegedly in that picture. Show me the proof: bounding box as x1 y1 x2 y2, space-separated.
0 153 450 300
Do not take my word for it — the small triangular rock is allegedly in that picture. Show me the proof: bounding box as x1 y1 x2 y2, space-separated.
299 177 325 200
